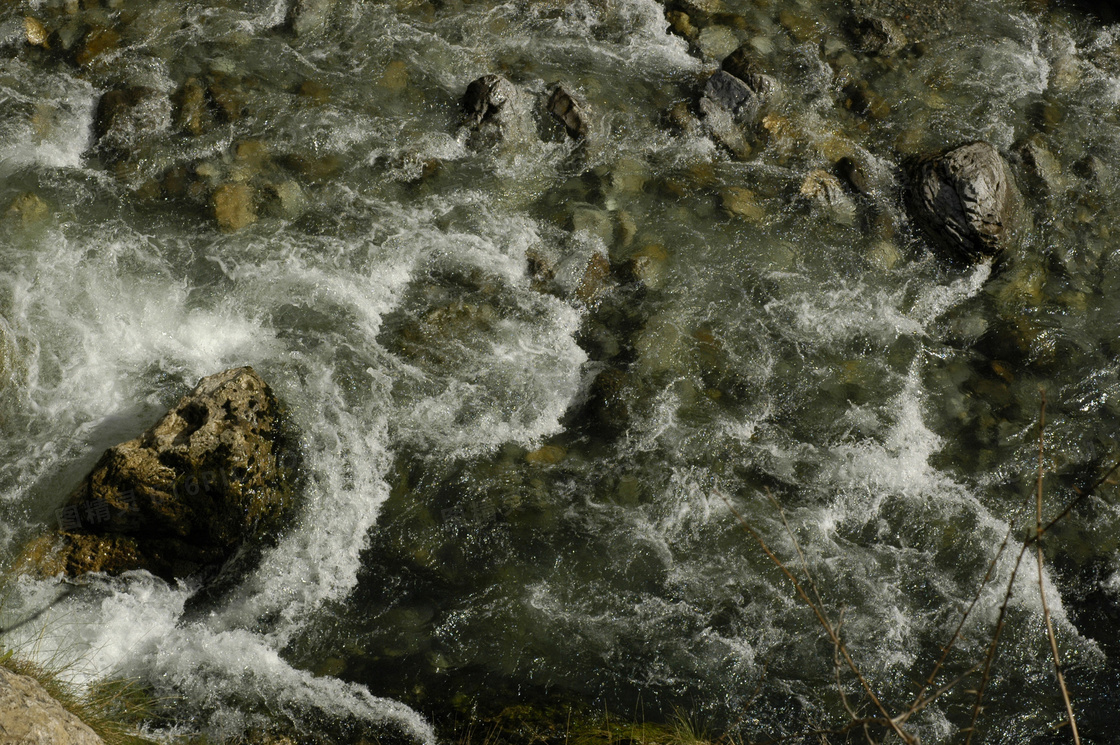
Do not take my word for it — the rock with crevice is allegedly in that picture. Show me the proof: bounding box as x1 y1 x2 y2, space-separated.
21 367 300 581
908 141 1023 265
0 667 103 745
547 83 590 140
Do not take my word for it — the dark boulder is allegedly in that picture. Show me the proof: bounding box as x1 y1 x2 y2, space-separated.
547 83 590 140
23 367 300 581
463 74 517 126
908 141 1023 265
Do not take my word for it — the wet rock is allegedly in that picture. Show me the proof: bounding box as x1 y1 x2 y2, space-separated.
665 10 697 40
698 70 760 159
24 17 49 48
584 368 633 437
75 26 120 67
778 10 820 43
841 80 890 119
696 25 739 60
207 73 248 123
0 667 103 745
836 155 873 195
547 83 589 140
570 205 614 246
23 367 299 581
212 182 257 232
908 141 1023 265
666 101 702 137
5 193 50 228
624 243 669 289
720 187 765 222
287 0 335 36
463 74 517 126
703 70 761 121
379 61 410 92
843 13 906 56
576 250 613 304
721 45 775 97
262 180 306 218
173 77 212 135
525 444 566 465
1012 134 1063 197
297 79 331 105
93 85 166 162
800 169 855 225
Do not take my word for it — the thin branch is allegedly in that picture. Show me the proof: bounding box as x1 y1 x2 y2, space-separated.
1034 392 1080 744
718 490 913 744
903 522 1014 722
964 539 1031 745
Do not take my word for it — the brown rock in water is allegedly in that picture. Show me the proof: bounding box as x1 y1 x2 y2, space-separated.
212 182 257 232
24 367 299 581
547 83 589 139
908 141 1023 265
0 668 104 745
173 77 213 135
74 26 120 68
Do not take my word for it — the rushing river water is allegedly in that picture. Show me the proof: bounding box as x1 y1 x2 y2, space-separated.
3 0 1120 742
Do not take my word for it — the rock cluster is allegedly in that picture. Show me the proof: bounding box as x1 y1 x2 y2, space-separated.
23 367 299 581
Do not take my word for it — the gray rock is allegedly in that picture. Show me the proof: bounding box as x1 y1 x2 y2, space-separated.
463 74 516 126
909 141 1023 264
702 70 761 123
287 0 335 36
547 83 590 139
843 13 907 56
720 45 775 97
697 70 761 159
0 668 103 745
23 367 300 581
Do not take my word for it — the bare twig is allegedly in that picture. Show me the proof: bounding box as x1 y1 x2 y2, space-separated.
1033 393 1080 744
718 490 914 744
964 537 1031 745
902 523 1014 723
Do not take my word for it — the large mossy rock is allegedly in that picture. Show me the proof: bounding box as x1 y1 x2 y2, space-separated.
908 141 1023 265
0 667 103 745
25 367 299 581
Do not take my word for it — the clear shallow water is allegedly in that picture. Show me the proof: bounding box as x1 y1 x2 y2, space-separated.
2 0 1120 742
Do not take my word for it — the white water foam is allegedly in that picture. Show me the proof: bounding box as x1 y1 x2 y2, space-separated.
0 62 95 173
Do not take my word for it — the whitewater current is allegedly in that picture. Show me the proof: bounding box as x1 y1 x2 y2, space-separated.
3 0 1120 743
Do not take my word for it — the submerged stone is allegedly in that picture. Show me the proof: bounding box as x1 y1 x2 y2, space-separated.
843 13 907 56
23 367 299 581
212 182 257 232
800 169 855 225
908 141 1023 265
287 0 335 36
